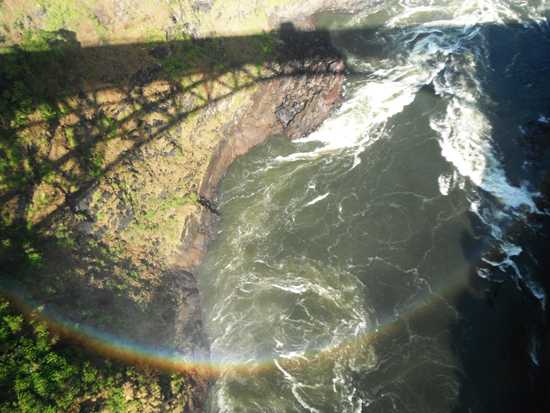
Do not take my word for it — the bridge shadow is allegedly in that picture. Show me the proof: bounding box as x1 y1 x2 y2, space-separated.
1 20 542 235
0 22 353 378
0 23 351 233
1 18 550 410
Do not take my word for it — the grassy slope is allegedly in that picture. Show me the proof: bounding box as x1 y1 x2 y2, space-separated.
0 0 289 411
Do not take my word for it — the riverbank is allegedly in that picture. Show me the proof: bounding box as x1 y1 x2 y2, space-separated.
0 1 348 410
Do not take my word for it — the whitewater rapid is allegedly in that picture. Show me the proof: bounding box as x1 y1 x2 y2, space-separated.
291 0 548 302
197 1 550 412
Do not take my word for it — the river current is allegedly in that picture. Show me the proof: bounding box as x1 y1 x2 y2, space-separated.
197 1 550 412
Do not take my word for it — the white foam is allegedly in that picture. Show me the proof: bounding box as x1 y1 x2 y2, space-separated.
206 2 550 410
480 238 546 306
438 173 453 195
276 0 548 176
358 0 545 307
388 0 545 28
274 359 321 413
304 192 330 207
275 61 444 168
216 385 234 413
271 283 308 294
430 100 538 211
529 335 541 366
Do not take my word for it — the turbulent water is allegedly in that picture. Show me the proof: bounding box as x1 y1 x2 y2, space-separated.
197 1 550 412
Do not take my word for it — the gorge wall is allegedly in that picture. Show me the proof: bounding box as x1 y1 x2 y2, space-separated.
0 0 352 411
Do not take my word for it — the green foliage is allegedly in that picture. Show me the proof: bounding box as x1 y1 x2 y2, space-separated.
160 35 226 78
21 242 43 269
20 31 60 53
0 223 45 278
0 298 156 412
0 298 83 412
162 54 189 78
3 82 33 129
98 114 118 139
0 297 199 412
0 29 75 195
257 32 276 58
105 387 127 413
36 0 83 32
139 192 198 230
33 0 108 39
87 150 104 179
0 140 28 191
169 373 188 395
64 126 76 148
157 30 278 82
53 225 76 250
36 103 58 124
2 314 23 335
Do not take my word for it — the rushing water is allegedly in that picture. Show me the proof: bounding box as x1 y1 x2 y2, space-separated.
197 1 550 411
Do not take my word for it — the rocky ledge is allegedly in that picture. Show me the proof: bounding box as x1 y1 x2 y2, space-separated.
0 16 345 410
168 33 346 359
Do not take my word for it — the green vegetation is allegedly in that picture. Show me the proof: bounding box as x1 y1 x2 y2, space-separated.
256 31 276 59
36 0 85 32
87 150 105 179
32 0 105 40
37 103 58 124
0 15 283 411
64 126 76 148
0 26 195 410
0 297 199 412
141 192 198 226
0 28 116 216
0 214 201 410
0 297 122 412
158 29 278 80
0 29 75 196
0 225 45 279
98 115 118 139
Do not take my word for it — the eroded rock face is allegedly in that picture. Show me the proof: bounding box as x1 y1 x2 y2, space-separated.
171 36 345 363
199 56 345 200
0 1 349 409
276 97 306 128
13 28 345 368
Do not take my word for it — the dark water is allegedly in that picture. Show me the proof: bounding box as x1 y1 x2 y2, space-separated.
197 2 550 412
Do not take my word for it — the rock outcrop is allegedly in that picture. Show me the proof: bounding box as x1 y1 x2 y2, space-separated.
0 1 348 410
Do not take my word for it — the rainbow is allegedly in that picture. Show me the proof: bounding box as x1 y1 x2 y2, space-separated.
1 270 470 380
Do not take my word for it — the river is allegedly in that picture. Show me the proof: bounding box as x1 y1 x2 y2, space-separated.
196 1 550 411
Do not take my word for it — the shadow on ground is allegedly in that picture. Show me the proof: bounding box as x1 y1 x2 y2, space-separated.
0 22 349 358
1 19 550 411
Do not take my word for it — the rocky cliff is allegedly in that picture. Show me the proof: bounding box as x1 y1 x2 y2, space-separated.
0 1 349 411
